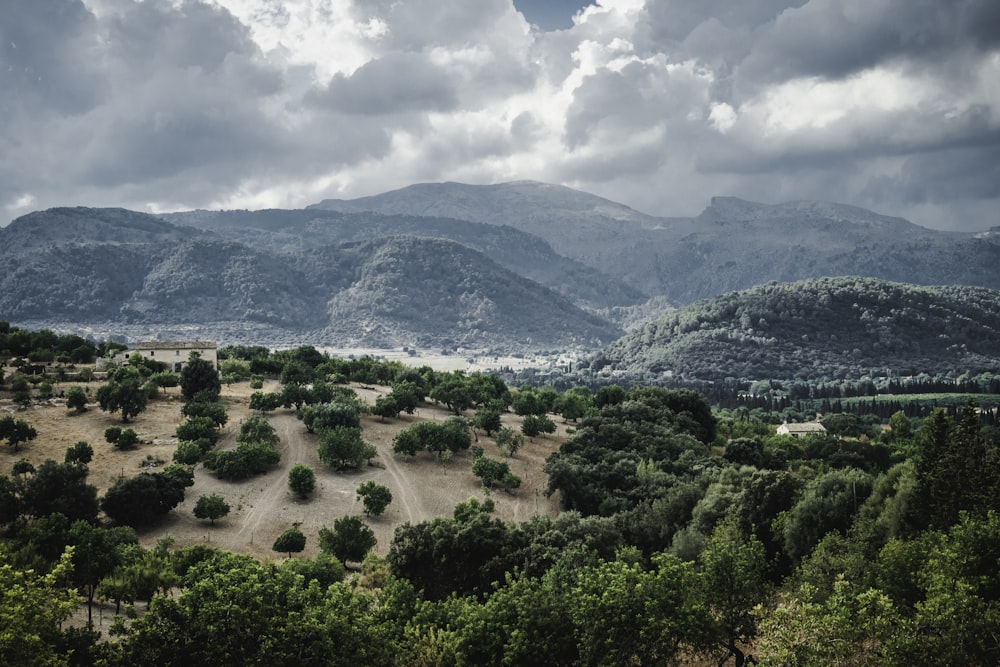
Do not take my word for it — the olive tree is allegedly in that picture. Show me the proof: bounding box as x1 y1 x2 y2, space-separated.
288 464 316 498
193 494 231 525
356 480 392 517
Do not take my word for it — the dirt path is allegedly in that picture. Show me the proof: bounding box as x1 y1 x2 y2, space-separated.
4 377 564 561
235 411 311 541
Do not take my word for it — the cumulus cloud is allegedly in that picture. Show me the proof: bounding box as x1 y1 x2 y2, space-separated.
1 0 997 232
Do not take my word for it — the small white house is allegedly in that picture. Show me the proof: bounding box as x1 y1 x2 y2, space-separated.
124 341 218 372
776 421 827 438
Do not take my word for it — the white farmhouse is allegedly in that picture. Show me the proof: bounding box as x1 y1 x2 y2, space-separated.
124 341 218 372
776 421 827 438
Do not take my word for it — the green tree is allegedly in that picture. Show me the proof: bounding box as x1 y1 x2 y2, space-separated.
70 520 138 625
280 360 315 386
318 426 375 470
521 413 556 438
372 394 399 421
783 468 874 561
37 380 54 399
65 385 88 413
430 375 475 414
118 428 139 450
495 426 524 457
104 425 121 444
219 358 251 380
392 424 424 456
175 416 220 448
193 494 231 525
288 463 316 498
101 472 187 527
203 441 280 481
474 407 502 436
96 376 148 422
596 384 627 407
0 415 37 452
10 373 31 406
22 459 99 522
181 400 228 428
472 455 520 493
249 391 281 414
180 354 221 401
554 391 589 422
389 380 422 414
356 480 392 517
756 578 902 666
319 515 377 564
915 403 995 530
99 551 386 665
0 548 79 667
173 440 203 465
238 415 280 447
64 440 93 465
887 410 913 441
0 475 21 525
512 389 545 416
699 519 769 667
299 401 361 433
569 550 711 665
272 524 307 557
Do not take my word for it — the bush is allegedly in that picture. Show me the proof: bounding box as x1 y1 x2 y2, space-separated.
105 426 139 450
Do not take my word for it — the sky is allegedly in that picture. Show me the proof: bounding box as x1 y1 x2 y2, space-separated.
1 0 998 232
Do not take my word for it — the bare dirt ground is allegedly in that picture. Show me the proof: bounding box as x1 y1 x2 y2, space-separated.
1 374 567 563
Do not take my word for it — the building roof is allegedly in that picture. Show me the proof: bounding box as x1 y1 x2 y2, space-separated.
779 422 827 433
135 341 217 350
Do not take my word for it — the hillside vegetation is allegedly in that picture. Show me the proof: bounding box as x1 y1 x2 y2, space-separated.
603 277 1000 382
2 331 1000 665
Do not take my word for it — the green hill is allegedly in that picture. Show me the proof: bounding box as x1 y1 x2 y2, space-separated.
602 277 1000 382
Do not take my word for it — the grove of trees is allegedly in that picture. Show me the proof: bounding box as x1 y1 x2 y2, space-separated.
2 336 1000 665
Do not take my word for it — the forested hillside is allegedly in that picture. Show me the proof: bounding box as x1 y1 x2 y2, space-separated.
603 277 1000 382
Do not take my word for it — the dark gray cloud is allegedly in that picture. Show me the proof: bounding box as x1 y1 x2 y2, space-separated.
0 0 105 115
1 0 997 234
737 0 1000 89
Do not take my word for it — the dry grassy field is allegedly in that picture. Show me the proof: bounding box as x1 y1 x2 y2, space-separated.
1 373 568 562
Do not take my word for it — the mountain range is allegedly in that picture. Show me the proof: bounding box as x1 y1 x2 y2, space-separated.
2 181 999 366
310 182 1000 302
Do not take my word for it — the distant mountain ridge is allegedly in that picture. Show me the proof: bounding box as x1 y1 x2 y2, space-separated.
3 182 999 360
0 210 621 350
309 181 1000 302
602 277 1000 382
159 207 646 311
